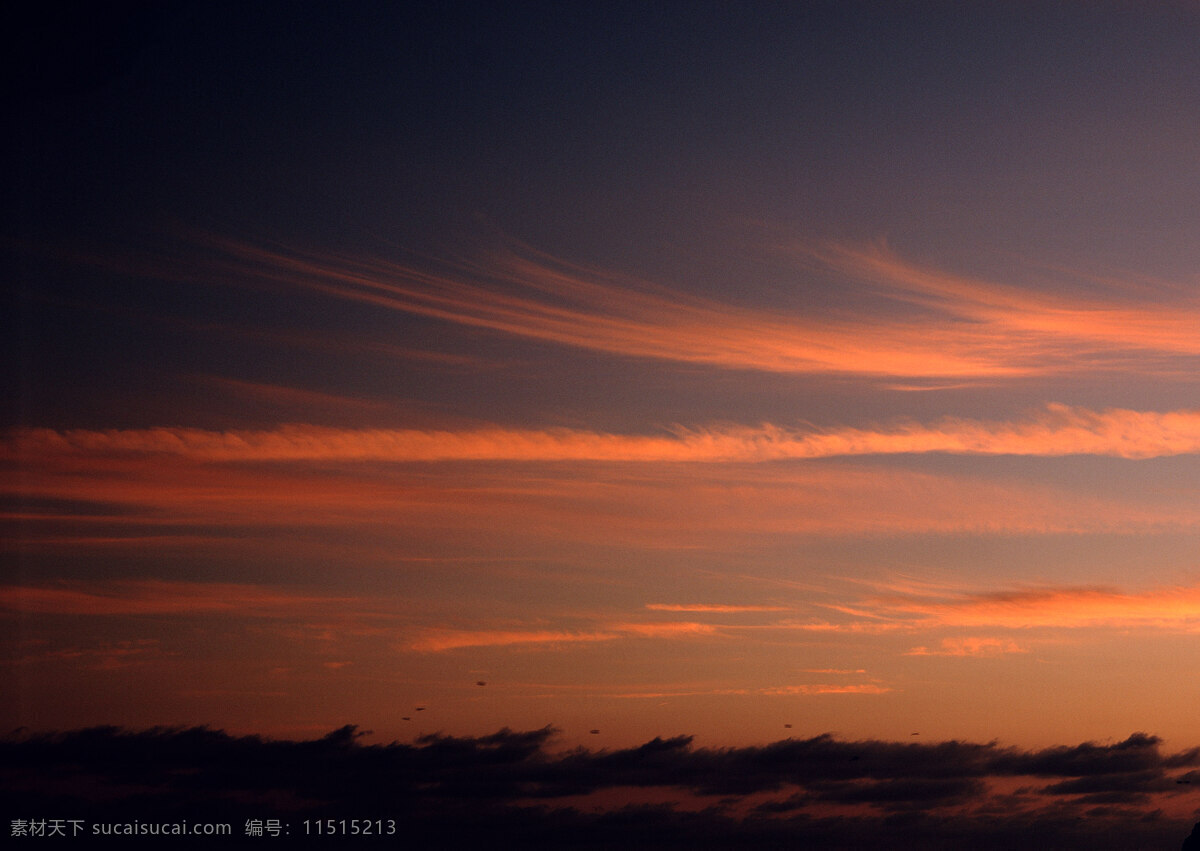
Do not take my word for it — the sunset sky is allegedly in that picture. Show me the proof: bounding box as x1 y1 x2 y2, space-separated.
5 1 1200 841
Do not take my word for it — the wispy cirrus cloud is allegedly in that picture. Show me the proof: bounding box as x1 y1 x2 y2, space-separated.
9 404 1200 462
0 579 357 616
646 603 791 613
808 241 1200 362
898 584 1200 630
408 621 718 652
407 628 619 653
804 581 1200 634
206 239 1018 379
195 237 1200 380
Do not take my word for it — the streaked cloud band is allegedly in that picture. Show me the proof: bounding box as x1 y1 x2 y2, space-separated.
10 405 1200 462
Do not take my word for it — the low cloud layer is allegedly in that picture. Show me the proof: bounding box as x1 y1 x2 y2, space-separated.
5 725 1199 849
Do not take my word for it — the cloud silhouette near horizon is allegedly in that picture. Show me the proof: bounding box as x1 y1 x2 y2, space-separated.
5 724 1199 849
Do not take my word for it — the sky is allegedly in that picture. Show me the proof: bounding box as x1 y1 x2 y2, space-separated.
5 1 1200 844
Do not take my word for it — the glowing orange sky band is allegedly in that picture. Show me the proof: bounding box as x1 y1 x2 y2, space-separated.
10 405 1200 462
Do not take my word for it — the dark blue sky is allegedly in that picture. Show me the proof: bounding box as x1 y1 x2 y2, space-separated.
9 1 1200 428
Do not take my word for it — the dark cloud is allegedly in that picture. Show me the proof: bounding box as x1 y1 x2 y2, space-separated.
808 777 988 810
3 725 1199 849
997 732 1169 777
1039 768 1174 800
1184 820 1200 851
1167 749 1200 769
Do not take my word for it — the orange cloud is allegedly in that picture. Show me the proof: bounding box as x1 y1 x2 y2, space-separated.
8 407 1200 564
905 637 1028 657
812 581 1200 633
801 241 1200 369
902 585 1200 630
193 236 1200 380
807 240 1200 361
9 405 1200 463
782 622 908 635
5 444 1197 554
408 620 718 652
609 622 718 638
181 241 998 379
645 604 790 613
758 684 892 695
407 628 619 652
608 683 892 698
